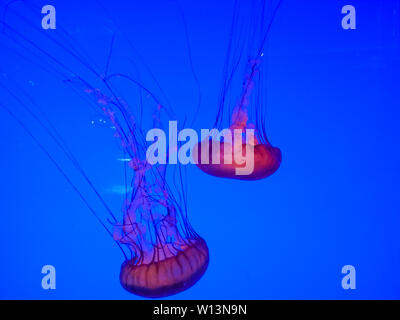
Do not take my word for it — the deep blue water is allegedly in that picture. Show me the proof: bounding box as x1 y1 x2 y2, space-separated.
0 0 399 299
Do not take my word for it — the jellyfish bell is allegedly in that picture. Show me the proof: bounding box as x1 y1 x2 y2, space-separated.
120 238 209 298
193 139 281 180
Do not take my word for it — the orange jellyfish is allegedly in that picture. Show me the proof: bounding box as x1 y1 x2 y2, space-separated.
114 157 209 298
193 0 282 180
98 92 209 298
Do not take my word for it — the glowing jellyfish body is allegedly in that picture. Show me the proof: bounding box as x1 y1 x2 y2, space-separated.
114 176 209 298
120 238 209 297
111 158 210 298
194 141 281 181
101 99 209 297
194 54 282 180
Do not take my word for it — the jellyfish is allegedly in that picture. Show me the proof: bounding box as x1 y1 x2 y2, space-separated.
99 94 209 297
0 0 209 297
193 0 283 180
